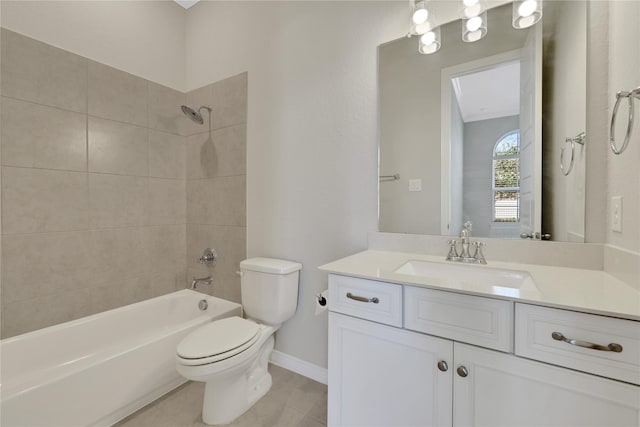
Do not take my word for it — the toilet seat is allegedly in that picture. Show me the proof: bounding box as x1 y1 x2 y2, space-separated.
177 317 261 366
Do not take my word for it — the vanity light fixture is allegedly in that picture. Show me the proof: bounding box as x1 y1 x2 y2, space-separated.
462 11 487 42
512 0 543 29
408 1 541 52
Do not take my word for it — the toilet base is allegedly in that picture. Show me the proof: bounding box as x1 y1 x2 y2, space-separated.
201 335 275 425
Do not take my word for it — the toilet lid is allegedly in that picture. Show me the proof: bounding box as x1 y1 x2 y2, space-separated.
177 317 260 359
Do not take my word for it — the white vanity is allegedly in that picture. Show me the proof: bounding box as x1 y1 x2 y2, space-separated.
320 250 640 427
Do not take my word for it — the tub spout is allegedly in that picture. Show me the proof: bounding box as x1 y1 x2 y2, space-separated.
191 276 213 290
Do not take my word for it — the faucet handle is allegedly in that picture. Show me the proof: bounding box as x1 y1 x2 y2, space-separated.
473 241 487 264
198 248 217 266
446 239 459 261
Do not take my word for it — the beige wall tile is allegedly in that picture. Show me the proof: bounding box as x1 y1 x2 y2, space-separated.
1 289 92 338
149 130 186 179
148 81 187 135
149 178 186 225
89 174 148 228
147 224 187 276
88 60 148 127
186 265 241 303
187 176 246 226
211 72 247 130
90 276 150 314
1 29 87 113
2 231 94 304
186 224 246 279
1 97 87 171
149 272 184 296
184 84 212 136
186 125 246 179
90 227 148 281
88 117 148 176
2 167 88 234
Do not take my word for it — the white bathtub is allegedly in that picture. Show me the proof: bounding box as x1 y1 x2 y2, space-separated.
0 289 242 427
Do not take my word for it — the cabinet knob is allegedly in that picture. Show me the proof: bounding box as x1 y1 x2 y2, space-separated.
437 361 448 372
457 366 469 378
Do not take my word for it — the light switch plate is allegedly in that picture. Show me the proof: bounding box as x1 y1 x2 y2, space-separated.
611 196 623 232
409 179 422 192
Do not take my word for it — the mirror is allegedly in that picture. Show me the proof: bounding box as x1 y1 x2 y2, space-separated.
379 1 587 242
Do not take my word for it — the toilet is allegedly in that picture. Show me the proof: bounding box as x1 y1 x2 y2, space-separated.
176 257 302 425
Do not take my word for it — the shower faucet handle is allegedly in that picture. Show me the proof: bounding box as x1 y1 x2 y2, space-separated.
198 248 217 266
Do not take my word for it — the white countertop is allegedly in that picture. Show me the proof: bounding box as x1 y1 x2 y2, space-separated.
319 250 640 321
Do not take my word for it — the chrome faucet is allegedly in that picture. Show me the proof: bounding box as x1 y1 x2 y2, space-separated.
190 276 213 290
446 222 487 264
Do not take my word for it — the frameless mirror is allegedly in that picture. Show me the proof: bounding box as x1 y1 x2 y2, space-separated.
379 1 587 242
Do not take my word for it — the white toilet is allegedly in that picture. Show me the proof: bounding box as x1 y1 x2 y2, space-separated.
176 257 302 425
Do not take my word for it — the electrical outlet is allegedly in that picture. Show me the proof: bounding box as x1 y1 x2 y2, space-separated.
408 179 422 192
611 196 623 232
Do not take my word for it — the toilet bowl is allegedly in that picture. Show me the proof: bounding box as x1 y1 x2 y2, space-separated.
176 258 302 425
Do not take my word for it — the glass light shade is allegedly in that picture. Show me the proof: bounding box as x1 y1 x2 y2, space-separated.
418 27 441 54
412 1 429 24
408 5 436 37
459 0 485 19
462 11 487 42
512 0 542 29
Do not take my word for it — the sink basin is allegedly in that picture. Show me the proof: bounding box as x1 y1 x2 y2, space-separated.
393 260 538 297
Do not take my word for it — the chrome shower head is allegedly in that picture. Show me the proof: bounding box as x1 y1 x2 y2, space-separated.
181 105 204 125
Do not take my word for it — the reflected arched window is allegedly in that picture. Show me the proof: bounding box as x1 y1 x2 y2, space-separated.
492 131 520 222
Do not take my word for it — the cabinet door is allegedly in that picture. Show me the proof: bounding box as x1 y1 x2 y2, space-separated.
453 342 640 427
328 312 453 427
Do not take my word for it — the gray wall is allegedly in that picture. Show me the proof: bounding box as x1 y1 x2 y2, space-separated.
542 0 587 243
462 115 520 238
450 89 464 234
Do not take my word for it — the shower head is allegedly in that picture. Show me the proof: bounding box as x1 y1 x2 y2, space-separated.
181 105 211 125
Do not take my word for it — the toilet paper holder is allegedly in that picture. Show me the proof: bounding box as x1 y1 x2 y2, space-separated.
316 293 327 307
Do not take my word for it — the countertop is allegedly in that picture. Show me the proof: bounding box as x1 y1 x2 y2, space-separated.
319 250 640 321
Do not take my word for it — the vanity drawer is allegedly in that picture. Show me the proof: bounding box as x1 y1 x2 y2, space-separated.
515 304 640 385
328 274 402 327
404 286 513 352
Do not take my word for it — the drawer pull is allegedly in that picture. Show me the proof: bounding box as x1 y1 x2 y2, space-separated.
551 332 623 353
346 292 379 304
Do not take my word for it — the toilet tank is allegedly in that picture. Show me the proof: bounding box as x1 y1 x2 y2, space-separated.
239 258 302 326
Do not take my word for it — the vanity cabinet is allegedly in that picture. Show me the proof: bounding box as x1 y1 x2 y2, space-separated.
453 342 640 426
327 274 640 427
328 312 452 427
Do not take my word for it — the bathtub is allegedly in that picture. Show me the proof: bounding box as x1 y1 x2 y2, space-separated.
0 289 242 427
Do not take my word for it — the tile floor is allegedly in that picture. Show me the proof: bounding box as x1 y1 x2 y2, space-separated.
115 364 327 427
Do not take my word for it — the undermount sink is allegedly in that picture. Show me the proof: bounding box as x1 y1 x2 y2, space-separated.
393 260 538 297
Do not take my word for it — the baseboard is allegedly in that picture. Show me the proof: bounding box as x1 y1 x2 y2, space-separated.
270 350 328 385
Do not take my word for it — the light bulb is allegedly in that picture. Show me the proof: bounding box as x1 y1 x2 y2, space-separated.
414 22 432 35
466 30 482 42
412 7 429 25
518 0 537 17
462 3 482 18
466 16 483 32
420 31 436 45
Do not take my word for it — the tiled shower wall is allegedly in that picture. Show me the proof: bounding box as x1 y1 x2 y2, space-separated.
0 29 247 337
184 74 247 304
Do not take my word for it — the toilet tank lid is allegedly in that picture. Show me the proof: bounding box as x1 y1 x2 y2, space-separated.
240 257 302 275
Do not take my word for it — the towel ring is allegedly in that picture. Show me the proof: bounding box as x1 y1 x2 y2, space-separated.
610 87 640 155
560 132 586 176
